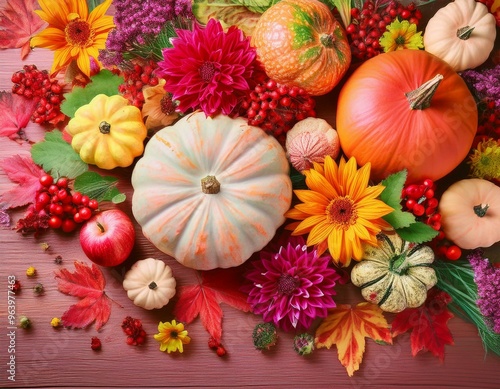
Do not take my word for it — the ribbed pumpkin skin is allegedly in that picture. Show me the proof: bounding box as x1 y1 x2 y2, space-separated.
251 0 351 96
131 112 292 270
336 50 477 183
351 233 437 313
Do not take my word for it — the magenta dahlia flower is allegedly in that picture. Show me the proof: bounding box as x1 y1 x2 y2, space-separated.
243 237 340 332
157 18 257 116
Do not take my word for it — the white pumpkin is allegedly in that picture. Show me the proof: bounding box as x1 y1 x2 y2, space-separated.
123 258 176 310
424 0 497 71
131 112 292 270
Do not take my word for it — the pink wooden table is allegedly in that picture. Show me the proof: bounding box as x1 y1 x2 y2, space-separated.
1 2 500 387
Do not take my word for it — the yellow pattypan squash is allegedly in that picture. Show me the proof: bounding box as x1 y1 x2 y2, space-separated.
67 94 147 169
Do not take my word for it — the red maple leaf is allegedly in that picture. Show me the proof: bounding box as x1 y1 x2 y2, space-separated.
0 92 38 140
391 288 454 361
54 261 112 331
173 267 251 343
0 0 45 59
0 154 43 209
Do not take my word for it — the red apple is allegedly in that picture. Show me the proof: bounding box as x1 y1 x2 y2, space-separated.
80 209 135 267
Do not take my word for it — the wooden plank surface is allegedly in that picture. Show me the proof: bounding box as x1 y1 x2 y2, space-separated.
1 2 500 388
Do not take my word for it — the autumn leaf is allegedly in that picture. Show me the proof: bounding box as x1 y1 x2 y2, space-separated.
0 92 38 140
315 302 393 376
173 267 251 343
391 289 454 361
0 0 45 59
0 154 43 209
54 261 112 331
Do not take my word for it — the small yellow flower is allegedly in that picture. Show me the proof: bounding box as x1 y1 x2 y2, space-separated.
26 266 36 277
469 138 500 180
154 320 191 353
50 318 62 328
379 20 424 52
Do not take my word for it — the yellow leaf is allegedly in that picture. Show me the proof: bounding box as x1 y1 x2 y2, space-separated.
315 302 392 376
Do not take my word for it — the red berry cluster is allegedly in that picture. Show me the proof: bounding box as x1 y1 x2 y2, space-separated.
35 174 99 233
346 1 423 60
474 99 500 144
11 64 65 125
402 179 440 227
208 336 227 357
237 78 316 145
121 316 146 346
118 60 159 109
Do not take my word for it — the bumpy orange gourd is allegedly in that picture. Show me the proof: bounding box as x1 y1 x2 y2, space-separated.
251 0 351 96
131 112 292 270
439 178 500 249
336 50 477 183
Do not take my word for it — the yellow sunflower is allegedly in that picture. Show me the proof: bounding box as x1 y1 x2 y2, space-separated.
154 320 191 353
285 156 393 267
30 0 115 77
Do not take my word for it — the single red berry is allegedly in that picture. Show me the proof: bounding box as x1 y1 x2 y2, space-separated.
56 177 68 188
412 204 425 217
61 219 76 233
88 199 99 210
48 216 62 229
72 192 82 205
208 336 219 349
39 174 53 187
446 245 462 261
216 346 227 357
79 207 92 220
91 337 102 351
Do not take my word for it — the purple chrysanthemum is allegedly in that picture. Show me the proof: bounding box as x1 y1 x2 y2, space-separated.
468 250 500 334
156 18 257 116
243 236 340 332
461 65 500 108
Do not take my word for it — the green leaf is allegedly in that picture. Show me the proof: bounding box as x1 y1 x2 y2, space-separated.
73 171 126 203
86 0 104 11
289 166 307 189
396 222 439 244
192 0 261 36
60 70 124 118
31 131 88 179
231 0 281 13
381 170 415 229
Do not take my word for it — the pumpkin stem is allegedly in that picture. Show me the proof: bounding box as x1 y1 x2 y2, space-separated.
320 33 334 48
148 281 158 290
405 74 444 110
473 203 489 217
99 121 111 134
457 25 475 40
201 175 220 194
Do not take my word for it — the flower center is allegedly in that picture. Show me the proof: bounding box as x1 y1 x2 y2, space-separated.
395 35 406 46
326 197 357 228
65 16 94 47
170 330 178 338
277 274 299 295
199 61 216 83
160 93 176 115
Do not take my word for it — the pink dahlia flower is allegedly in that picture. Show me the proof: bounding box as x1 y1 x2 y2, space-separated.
157 18 257 116
243 237 340 332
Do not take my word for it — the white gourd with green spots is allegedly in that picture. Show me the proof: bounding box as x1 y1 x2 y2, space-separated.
351 233 437 313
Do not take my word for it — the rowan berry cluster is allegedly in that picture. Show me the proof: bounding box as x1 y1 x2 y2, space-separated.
35 174 98 233
118 61 159 109
11 64 65 124
346 0 423 60
121 316 147 346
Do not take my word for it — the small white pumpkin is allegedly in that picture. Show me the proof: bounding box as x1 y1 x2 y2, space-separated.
123 258 176 310
424 0 497 71
351 233 437 313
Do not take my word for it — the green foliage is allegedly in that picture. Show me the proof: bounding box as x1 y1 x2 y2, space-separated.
60 70 123 118
31 131 88 179
74 171 126 203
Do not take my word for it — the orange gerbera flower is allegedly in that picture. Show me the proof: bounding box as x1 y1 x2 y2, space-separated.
30 0 115 77
285 156 393 267
142 79 180 130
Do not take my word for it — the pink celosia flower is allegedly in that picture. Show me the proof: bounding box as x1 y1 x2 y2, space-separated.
157 18 257 116
243 236 340 332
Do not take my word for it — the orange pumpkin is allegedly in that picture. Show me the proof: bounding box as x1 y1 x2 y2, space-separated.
336 50 477 183
439 178 500 249
251 0 351 96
